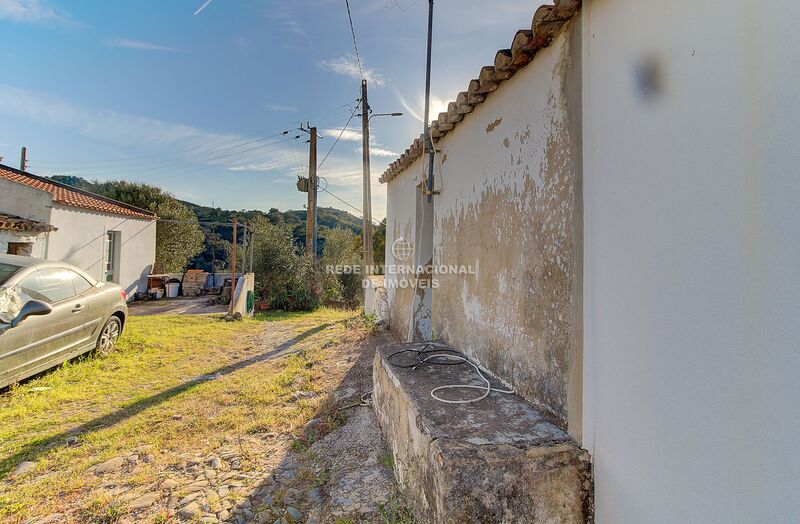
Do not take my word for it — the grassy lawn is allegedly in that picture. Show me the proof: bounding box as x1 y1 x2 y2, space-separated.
0 308 362 522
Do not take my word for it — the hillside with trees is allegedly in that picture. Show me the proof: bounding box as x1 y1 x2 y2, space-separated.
48 174 386 275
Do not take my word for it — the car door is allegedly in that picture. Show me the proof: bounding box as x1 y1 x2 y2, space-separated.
9 268 87 373
71 271 105 340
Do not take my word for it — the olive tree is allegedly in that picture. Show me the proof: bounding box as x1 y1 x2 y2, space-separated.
91 180 205 273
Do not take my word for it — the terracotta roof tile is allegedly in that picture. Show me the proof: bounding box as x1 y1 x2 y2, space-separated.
379 0 581 184
0 213 57 233
0 164 157 221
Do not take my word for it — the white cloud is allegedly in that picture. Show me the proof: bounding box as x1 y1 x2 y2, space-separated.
317 166 362 187
0 84 297 178
0 0 66 24
369 147 401 158
107 38 182 52
322 128 362 142
265 104 298 113
319 55 384 87
270 1 308 38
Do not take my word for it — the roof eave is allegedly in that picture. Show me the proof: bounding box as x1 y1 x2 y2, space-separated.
379 0 581 184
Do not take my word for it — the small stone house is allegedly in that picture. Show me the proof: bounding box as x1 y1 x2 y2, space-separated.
0 164 157 298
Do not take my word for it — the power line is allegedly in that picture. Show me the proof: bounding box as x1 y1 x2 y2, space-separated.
31 105 352 168
317 101 360 170
319 186 381 226
33 134 304 185
113 135 304 182
344 0 364 81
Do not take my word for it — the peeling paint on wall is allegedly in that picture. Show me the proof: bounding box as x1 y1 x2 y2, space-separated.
486 117 503 134
385 25 581 431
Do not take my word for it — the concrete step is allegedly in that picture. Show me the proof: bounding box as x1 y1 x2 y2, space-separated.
373 342 592 523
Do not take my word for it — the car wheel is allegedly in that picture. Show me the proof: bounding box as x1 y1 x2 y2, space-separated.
97 316 122 355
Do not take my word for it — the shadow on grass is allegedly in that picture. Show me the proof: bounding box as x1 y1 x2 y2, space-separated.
0 322 333 479
224 326 406 523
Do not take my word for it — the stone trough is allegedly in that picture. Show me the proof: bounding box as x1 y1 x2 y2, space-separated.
373 342 592 523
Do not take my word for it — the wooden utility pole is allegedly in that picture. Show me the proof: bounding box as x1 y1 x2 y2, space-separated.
249 228 254 273
241 221 248 275
230 218 237 316
20 147 27 172
361 80 374 275
305 127 318 260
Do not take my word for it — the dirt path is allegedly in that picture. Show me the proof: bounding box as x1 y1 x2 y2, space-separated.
1 311 408 524
128 296 227 316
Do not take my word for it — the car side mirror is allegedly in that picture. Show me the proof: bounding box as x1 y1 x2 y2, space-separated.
11 300 52 328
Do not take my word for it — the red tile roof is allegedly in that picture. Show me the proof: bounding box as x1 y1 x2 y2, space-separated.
0 213 57 233
0 164 157 221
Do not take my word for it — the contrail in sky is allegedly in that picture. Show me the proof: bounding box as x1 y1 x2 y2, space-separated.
194 0 214 15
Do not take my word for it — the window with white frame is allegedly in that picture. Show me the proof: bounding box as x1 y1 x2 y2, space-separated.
104 231 120 283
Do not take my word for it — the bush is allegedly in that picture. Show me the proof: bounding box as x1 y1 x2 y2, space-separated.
252 218 320 311
320 227 361 308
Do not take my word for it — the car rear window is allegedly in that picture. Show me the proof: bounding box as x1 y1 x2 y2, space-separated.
0 263 21 286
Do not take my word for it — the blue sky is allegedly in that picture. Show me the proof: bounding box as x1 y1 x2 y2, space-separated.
0 0 538 219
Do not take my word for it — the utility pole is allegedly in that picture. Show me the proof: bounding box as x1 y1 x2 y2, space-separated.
20 147 27 172
305 127 318 260
230 218 237 316
249 227 254 273
241 221 248 275
423 0 436 203
361 80 374 275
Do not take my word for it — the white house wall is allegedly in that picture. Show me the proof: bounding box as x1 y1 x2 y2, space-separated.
46 204 156 298
0 178 53 224
582 0 800 521
428 24 582 432
385 154 423 340
0 231 47 258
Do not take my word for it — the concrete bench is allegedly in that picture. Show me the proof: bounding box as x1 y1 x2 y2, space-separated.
373 342 592 523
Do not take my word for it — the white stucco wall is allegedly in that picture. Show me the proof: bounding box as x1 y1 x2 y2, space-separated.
428 26 582 431
582 0 800 521
385 154 423 339
0 179 54 258
46 204 156 298
384 25 583 432
0 231 47 258
0 178 54 224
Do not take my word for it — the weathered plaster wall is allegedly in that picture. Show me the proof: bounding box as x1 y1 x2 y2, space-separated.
0 178 54 224
47 205 156 298
384 155 423 340
0 180 54 258
0 231 47 258
582 0 800 521
427 25 582 432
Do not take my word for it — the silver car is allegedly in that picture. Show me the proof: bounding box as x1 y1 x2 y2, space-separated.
0 254 128 389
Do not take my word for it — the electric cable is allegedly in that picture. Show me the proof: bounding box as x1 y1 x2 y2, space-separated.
318 186 381 226
32 105 352 168
387 343 515 404
343 0 364 81
318 101 361 170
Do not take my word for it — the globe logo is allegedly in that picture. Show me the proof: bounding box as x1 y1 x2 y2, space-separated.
392 237 414 261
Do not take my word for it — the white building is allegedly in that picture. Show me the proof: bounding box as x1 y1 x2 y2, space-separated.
0 164 157 299
380 0 799 521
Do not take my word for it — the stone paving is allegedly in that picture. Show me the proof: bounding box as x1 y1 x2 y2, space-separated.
17 323 401 524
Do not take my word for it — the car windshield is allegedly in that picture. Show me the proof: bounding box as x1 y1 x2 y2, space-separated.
0 263 22 286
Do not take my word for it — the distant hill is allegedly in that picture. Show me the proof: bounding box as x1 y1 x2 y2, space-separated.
181 200 362 238
47 175 369 271
48 175 363 237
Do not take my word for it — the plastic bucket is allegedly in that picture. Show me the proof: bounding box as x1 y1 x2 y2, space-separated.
165 283 180 298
